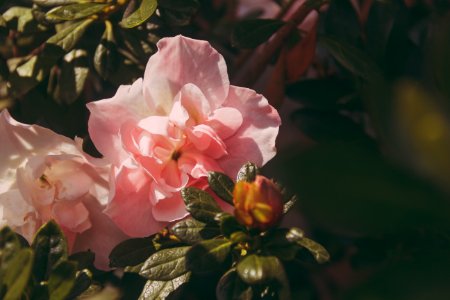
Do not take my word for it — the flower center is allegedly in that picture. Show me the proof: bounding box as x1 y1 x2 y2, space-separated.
171 150 182 161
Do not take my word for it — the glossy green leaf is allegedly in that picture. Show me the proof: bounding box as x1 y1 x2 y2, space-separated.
319 35 381 80
33 0 88 6
208 172 235 204
232 19 285 49
283 195 297 214
263 229 299 261
120 0 157 28
171 218 220 244
2 248 33 300
217 213 245 237
216 269 252 300
286 228 329 263
31 220 68 281
139 272 191 300
0 227 23 265
94 21 118 79
48 261 77 300
186 238 232 274
182 187 222 223
109 236 155 268
66 269 92 299
46 3 108 22
236 162 259 182
139 246 190 281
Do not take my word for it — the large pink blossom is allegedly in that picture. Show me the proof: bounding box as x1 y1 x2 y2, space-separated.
0 110 127 269
88 35 281 237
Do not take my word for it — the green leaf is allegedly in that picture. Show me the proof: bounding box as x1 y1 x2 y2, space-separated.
186 238 232 274
208 172 235 204
262 229 299 261
52 49 89 104
319 35 381 80
33 0 89 7
94 21 118 79
217 213 245 237
120 0 157 28
171 218 220 244
48 261 77 300
236 162 259 182
31 220 68 281
139 272 191 300
46 3 108 22
48 18 94 51
216 269 252 300
2 248 34 300
2 7 37 33
0 227 23 265
236 255 290 298
232 19 285 49
109 236 155 268
66 269 92 299
286 228 329 263
158 0 200 26
182 187 222 223
139 246 190 281
283 195 297 214
68 251 95 270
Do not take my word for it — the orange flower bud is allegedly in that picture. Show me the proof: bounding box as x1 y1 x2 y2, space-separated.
233 175 283 230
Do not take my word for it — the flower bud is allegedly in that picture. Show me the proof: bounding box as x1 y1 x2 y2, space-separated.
233 175 283 230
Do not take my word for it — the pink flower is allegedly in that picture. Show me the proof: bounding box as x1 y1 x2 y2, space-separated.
0 110 127 270
88 35 281 237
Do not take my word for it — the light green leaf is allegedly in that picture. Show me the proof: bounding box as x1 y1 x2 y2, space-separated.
46 3 108 22
3 248 34 300
139 272 191 300
48 18 93 51
139 246 190 281
120 0 157 28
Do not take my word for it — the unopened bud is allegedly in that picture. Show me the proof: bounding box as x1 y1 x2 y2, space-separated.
233 176 283 230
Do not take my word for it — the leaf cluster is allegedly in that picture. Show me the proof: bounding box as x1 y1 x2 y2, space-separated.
109 163 330 300
0 221 94 300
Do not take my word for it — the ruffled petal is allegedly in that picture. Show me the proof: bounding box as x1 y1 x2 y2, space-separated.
143 36 229 114
152 192 188 222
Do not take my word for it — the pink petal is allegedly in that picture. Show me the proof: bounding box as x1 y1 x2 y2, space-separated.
187 124 227 159
219 86 281 176
169 84 211 127
52 201 91 233
87 78 148 166
73 195 129 270
105 166 165 237
152 192 188 222
206 107 243 140
143 36 229 114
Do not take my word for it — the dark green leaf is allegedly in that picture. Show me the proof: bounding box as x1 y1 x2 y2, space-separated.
236 162 259 182
46 3 108 22
109 236 155 268
208 172 235 204
216 269 252 300
171 218 220 244
68 252 95 270
2 248 33 300
66 269 92 300
286 228 329 263
52 49 89 104
319 35 381 80
217 213 245 237
139 272 191 300
0 227 23 265
158 0 200 26
94 21 118 79
48 261 77 300
139 246 190 281
263 229 299 261
186 238 232 274
232 19 285 49
182 187 222 223
32 220 68 281
120 0 157 28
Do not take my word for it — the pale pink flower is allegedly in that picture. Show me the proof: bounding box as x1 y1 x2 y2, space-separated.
0 110 127 269
88 35 281 237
